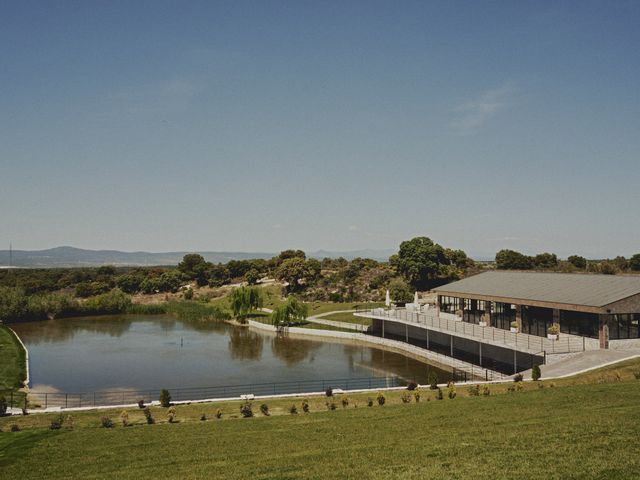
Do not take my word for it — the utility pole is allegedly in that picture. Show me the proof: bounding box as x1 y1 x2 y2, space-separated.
9 242 12 268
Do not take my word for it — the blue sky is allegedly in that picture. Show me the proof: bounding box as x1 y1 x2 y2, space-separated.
1 1 639 258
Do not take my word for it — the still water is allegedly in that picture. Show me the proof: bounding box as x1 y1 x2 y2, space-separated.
12 315 445 393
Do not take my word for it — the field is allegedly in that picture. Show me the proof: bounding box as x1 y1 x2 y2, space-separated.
0 326 26 390
2 359 640 479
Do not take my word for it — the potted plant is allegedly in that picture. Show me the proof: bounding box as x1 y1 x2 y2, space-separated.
547 323 560 340
510 321 519 333
479 313 488 327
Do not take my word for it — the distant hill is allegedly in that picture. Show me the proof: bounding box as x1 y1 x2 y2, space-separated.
0 246 395 267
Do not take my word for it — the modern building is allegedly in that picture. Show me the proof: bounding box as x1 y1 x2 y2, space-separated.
434 271 640 348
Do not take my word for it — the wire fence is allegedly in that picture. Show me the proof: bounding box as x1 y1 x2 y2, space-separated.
0 373 461 411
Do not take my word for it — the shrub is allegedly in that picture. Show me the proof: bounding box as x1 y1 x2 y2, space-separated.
507 384 516 393
341 397 349 408
633 370 640 380
516 382 524 392
376 392 386 406
325 387 333 397
326 401 337 411
289 404 298 415
414 391 421 402
548 323 560 335
143 407 154 424
406 381 417 391
100 416 114 428
482 386 490 396
183 288 194 300
513 373 524 382
200 414 207 421
401 392 412 404
159 389 172 408
367 398 374 407
120 411 129 427
215 409 223 419
467 385 480 396
65 415 74 430
138 399 145 409
50 414 64 430
167 407 177 423
240 402 253 418
435 388 443 400
0 396 7 416
532 365 541 381
447 386 456 399
428 371 439 390
510 321 518 329
260 404 270 416
10 424 20 432
301 399 310 413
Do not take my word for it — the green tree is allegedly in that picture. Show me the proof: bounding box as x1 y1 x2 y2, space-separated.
388 278 413 305
629 254 640 272
495 249 534 270
275 257 312 292
244 268 260 285
533 252 559 269
230 286 264 323
567 255 587 270
178 254 211 286
395 237 450 289
271 296 309 327
0 287 28 322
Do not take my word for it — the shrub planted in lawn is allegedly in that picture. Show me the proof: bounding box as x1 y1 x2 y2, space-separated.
215 409 223 419
50 414 64 430
376 392 386 406
260 404 270 416
435 388 443 400
301 399 310 413
159 389 172 408
532 365 542 381
325 387 333 397
401 392 412 403
428 371 439 390
240 402 253 418
367 398 373 407
326 401 337 411
200 414 207 421
482 386 490 396
10 424 20 432
414 391 421 402
407 381 417 391
143 407 154 424
100 416 114 428
514 373 524 382
341 397 349 408
468 385 480 396
167 408 177 423
120 411 129 427
138 399 145 409
289 404 298 415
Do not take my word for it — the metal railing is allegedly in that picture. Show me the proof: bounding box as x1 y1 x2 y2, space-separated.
357 308 589 354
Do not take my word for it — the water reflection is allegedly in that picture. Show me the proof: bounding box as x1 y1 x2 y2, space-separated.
228 327 263 361
271 335 321 366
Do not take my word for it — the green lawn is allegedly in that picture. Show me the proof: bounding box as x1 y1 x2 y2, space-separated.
0 326 26 391
321 311 372 326
2 360 640 479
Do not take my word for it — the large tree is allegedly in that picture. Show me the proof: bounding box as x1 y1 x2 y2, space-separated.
629 254 640 272
567 255 587 270
395 237 450 289
495 249 534 270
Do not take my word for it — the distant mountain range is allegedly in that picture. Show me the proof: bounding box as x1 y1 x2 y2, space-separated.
0 246 396 267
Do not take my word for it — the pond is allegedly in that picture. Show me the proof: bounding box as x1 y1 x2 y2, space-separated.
12 315 448 405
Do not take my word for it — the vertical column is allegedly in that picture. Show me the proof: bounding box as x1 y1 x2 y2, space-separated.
515 305 523 331
485 301 492 327
553 309 560 328
436 295 442 315
599 315 609 349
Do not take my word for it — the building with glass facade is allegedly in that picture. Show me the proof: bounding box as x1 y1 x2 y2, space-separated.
433 271 640 348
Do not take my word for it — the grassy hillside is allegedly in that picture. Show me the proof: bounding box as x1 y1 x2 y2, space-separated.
0 326 26 390
2 360 640 479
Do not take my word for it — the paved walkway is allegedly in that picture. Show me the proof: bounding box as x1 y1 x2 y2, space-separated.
522 349 640 380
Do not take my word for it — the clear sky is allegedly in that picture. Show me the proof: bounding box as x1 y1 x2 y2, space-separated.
1 1 639 258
